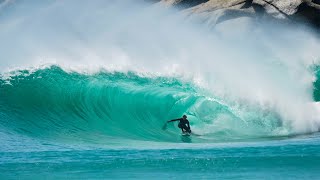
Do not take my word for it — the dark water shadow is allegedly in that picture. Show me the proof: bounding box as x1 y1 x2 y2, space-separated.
180 135 192 143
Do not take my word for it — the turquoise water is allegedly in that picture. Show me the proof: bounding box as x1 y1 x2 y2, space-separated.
1 66 320 179
1 140 320 179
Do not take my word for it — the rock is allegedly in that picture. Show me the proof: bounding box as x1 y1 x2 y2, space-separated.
294 1 320 28
159 0 320 29
160 0 210 8
312 0 320 4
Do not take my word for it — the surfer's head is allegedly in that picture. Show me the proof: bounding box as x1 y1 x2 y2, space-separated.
182 115 187 119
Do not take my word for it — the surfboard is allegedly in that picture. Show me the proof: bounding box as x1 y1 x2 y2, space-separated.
181 132 191 136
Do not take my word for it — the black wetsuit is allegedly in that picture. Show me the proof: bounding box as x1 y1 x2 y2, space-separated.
168 118 191 133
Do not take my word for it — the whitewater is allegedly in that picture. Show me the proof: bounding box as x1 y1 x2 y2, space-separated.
1 0 320 179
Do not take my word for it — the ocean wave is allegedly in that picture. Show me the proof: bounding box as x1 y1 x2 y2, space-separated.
0 65 296 143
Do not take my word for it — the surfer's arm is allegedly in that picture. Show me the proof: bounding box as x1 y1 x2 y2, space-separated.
167 118 181 123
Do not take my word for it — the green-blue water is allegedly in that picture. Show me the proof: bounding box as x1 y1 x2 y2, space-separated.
1 66 320 179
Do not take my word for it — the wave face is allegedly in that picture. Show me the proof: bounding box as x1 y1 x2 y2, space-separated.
0 65 313 144
1 66 201 143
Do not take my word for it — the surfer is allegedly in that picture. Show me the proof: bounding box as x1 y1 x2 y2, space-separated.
166 115 191 133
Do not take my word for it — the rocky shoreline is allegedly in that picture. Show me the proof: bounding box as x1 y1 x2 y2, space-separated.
1 0 318 29
158 0 320 29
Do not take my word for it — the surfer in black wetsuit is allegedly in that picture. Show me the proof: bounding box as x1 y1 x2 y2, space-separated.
167 115 191 133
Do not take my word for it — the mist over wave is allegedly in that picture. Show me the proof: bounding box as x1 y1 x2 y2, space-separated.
1 0 320 143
